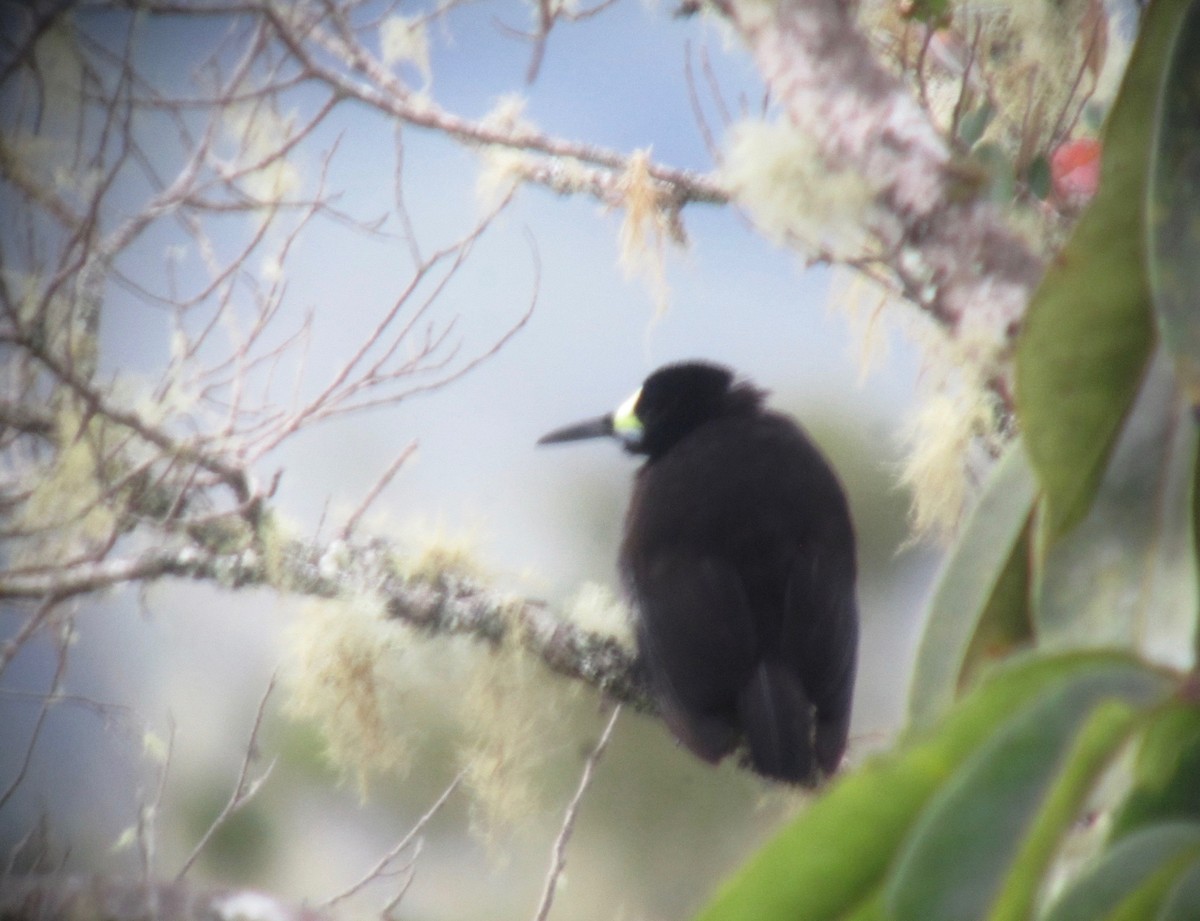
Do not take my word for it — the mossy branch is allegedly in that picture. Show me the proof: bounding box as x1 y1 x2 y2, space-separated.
0 531 652 713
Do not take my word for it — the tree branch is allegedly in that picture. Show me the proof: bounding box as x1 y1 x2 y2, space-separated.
719 0 1046 340
0 876 338 921
0 535 652 712
532 703 621 921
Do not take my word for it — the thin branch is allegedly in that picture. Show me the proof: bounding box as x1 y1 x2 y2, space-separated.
0 598 60 678
137 716 176 883
532 704 622 921
14 330 252 505
321 768 465 911
0 617 72 810
0 534 651 710
176 675 279 880
684 41 721 163
0 876 341 921
244 1 727 206
339 440 419 541
716 0 1045 342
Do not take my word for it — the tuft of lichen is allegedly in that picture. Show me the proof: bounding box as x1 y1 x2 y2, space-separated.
476 95 539 207
897 314 1007 542
563 581 634 648
828 266 894 384
399 528 483 585
457 602 577 842
219 103 302 207
722 119 876 260
616 149 677 315
282 596 420 793
828 262 1010 543
14 408 118 566
380 14 430 84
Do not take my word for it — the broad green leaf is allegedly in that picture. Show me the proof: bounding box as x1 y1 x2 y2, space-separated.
842 888 886 921
956 524 1032 691
695 653 1166 921
1112 705 1200 839
886 661 1169 921
1158 857 1200 921
908 439 1037 727
989 700 1142 921
1110 859 1200 921
1147 0 1200 410
1042 822 1200 921
1015 0 1190 541
1033 354 1199 663
1195 439 1200 661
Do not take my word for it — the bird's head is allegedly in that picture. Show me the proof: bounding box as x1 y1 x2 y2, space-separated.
537 361 763 458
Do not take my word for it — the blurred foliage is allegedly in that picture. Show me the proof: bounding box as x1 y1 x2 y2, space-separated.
1146 1 1200 411
698 653 1174 921
695 1 1200 919
908 441 1038 726
1015 0 1168 542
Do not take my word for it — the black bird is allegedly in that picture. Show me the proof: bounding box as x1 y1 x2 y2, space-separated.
538 361 858 785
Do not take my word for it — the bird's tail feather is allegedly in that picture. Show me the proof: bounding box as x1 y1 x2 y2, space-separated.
738 662 817 785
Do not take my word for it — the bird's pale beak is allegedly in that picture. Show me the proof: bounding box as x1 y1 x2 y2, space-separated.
536 414 614 445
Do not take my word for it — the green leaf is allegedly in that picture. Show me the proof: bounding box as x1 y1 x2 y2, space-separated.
886 661 1169 921
901 0 951 25
1042 822 1200 921
956 525 1033 690
1015 0 1192 541
908 439 1037 727
1027 154 1052 201
1112 705 1200 839
988 701 1140 921
1147 0 1200 410
1031 355 1199 657
1194 438 1200 661
695 653 1167 921
959 101 995 149
1158 857 1200 921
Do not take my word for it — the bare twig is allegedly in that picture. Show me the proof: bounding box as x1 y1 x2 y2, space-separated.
136 716 176 882
0 617 72 810
0 876 341 921
532 704 622 921
321 768 464 912
339 440 419 541
0 598 61 678
684 41 721 163
176 676 279 880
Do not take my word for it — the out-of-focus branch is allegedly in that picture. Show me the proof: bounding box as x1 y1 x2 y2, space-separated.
320 768 464 913
717 0 1046 338
175 677 277 881
0 2 542 611
0 534 651 711
121 0 726 212
0 876 338 921
532 703 621 921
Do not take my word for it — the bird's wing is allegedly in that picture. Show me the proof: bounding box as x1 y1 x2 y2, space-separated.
633 552 759 761
782 546 858 772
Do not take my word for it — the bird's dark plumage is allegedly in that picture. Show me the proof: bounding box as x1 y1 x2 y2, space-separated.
538 361 858 785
